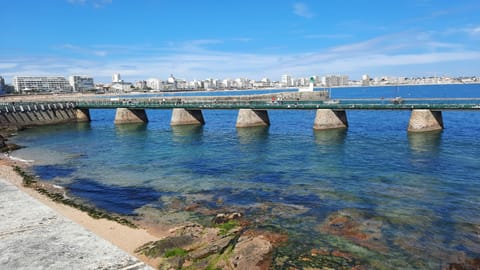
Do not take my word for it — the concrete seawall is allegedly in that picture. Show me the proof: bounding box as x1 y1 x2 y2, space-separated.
0 102 82 128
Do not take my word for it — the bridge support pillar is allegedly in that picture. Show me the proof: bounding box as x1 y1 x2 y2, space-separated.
75 108 91 122
170 108 205 126
313 109 348 130
236 109 270 128
114 108 148 124
408 109 443 132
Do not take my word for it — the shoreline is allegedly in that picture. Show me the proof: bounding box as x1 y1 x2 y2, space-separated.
0 157 168 269
0 156 289 270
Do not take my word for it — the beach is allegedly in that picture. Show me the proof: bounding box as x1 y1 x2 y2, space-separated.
0 157 165 269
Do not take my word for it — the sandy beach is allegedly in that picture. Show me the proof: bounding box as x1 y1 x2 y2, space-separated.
0 157 167 269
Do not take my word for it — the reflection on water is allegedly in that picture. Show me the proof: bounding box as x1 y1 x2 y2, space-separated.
408 130 442 153
236 126 269 144
171 125 204 143
114 123 148 135
314 128 347 145
74 122 92 132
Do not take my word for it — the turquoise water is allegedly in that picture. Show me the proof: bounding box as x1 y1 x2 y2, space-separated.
11 84 480 269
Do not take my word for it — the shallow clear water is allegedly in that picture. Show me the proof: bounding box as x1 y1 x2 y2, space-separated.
11 84 480 269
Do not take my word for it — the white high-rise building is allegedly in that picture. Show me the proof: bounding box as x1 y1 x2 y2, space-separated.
146 78 163 90
222 78 233 89
13 76 73 93
362 74 370 86
322 75 349 87
112 73 121 83
235 78 248 89
281 74 293 87
69 75 94 92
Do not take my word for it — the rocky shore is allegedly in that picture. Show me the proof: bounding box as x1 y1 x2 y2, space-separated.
0 156 289 269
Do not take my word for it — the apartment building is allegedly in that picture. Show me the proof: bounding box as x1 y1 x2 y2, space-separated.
13 76 73 93
69 75 94 92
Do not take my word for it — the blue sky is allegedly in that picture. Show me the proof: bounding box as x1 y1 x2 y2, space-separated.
1 0 480 83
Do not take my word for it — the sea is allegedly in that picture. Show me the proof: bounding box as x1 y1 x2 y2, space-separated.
10 84 480 269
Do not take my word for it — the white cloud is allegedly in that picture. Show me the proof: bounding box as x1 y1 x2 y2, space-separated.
293 3 314 19
56 44 108 57
0 63 18 69
467 26 480 37
67 0 87 4
93 0 112 8
3 47 479 83
3 31 480 82
304 34 352 39
67 0 112 8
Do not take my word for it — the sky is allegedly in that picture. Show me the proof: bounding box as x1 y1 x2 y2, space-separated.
1 0 480 83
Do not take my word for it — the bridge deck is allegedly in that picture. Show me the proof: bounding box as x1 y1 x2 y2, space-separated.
1 97 480 111
73 99 480 110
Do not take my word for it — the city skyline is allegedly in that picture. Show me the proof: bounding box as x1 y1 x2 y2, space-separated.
1 0 480 83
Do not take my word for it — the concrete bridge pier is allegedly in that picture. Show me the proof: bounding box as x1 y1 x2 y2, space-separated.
114 108 148 124
313 109 348 130
408 109 443 132
170 108 205 126
236 109 270 128
75 109 91 122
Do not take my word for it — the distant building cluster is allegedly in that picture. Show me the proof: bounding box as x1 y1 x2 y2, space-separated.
133 74 351 92
359 75 479 86
0 72 478 95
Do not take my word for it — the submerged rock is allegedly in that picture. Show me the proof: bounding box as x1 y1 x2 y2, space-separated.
318 209 388 253
213 212 242 224
0 134 22 152
446 258 480 270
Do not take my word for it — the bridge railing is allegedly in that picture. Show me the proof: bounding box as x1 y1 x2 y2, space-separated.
2 99 480 111
73 99 324 108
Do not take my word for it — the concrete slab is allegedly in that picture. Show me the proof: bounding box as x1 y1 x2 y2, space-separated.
0 178 153 270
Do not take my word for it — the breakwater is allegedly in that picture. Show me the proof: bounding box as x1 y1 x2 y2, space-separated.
0 102 85 128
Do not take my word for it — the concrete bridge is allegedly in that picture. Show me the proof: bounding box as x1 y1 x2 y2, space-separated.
2 91 480 132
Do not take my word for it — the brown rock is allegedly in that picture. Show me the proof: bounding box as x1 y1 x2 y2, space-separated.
225 234 273 270
188 235 234 260
331 250 353 262
319 209 388 253
446 258 480 270
184 203 200 211
243 230 288 247
213 212 243 224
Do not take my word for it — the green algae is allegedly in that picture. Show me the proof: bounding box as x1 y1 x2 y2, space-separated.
135 236 194 258
164 247 188 258
215 220 238 236
14 166 37 187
